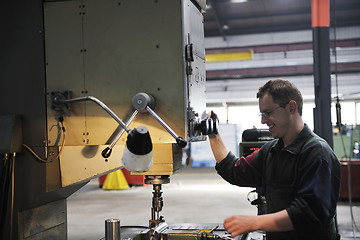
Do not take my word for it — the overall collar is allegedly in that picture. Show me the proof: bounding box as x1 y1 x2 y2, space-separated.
273 124 312 155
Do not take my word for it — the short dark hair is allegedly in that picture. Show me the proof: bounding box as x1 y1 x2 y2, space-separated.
256 79 303 115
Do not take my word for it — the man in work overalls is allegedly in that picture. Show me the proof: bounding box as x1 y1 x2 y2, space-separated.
208 79 341 240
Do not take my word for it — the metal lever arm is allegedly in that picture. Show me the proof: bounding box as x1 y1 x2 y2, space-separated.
102 110 138 158
145 106 187 148
131 92 187 148
52 94 137 158
53 95 131 133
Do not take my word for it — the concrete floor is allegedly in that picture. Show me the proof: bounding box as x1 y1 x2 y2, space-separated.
67 167 360 240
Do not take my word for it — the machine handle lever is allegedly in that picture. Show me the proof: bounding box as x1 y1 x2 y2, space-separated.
52 93 140 158
102 147 112 158
102 110 138 158
145 106 187 148
53 95 131 133
176 137 187 148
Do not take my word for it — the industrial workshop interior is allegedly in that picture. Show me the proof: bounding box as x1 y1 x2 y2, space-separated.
1 0 360 239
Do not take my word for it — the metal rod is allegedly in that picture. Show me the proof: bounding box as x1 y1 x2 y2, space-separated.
145 106 178 139
54 96 130 132
108 110 138 149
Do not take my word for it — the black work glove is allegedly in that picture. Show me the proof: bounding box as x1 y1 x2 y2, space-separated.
207 111 219 138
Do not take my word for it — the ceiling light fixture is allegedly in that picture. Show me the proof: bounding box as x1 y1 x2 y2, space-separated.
231 0 248 3
222 24 230 30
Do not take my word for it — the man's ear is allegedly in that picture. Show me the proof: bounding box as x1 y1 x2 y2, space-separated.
288 100 297 114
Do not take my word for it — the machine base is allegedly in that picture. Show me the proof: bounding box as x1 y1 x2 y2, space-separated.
100 223 253 240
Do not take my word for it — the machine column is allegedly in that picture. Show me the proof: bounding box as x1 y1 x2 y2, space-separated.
312 0 334 148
